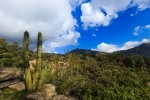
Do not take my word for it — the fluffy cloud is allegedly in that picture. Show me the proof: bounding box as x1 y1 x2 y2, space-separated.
92 39 150 52
69 0 86 9
92 33 97 37
43 31 80 52
133 26 140 36
130 0 150 11
133 24 150 36
130 0 150 16
92 42 118 52
145 24 150 29
80 0 150 29
0 0 80 52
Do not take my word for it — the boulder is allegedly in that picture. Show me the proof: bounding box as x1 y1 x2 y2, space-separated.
29 59 37 71
44 84 57 98
0 68 21 81
27 84 57 100
0 78 20 89
0 90 2 97
44 84 56 91
27 92 46 100
26 84 77 100
26 94 76 100
52 95 74 100
9 81 25 91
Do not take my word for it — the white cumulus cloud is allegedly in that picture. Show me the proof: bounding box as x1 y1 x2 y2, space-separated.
92 42 118 52
133 24 150 36
92 39 150 52
0 0 80 53
80 0 150 29
69 0 86 9
43 31 80 52
145 24 150 29
133 26 140 36
130 0 150 11
92 33 97 37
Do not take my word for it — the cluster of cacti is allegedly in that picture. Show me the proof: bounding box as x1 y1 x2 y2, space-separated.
23 31 43 92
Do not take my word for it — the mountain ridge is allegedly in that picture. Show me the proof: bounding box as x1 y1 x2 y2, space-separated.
68 43 150 57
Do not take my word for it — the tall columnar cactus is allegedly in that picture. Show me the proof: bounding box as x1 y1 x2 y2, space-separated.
33 32 42 90
23 31 33 92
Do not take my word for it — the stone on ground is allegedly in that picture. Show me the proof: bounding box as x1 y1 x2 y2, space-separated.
8 81 25 91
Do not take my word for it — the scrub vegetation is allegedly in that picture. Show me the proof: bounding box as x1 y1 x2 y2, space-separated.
0 32 150 100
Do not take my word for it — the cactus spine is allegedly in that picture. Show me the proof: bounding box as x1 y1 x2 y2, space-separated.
33 32 42 90
23 31 33 92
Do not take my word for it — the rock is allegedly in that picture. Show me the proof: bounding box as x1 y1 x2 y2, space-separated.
0 78 20 89
0 90 2 94
27 92 46 100
9 81 25 91
0 90 2 97
44 89 57 99
27 84 57 100
44 84 56 91
27 84 76 100
52 95 73 100
0 68 21 81
44 84 57 99
29 59 37 71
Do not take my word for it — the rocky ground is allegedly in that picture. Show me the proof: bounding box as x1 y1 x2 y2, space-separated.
0 67 78 100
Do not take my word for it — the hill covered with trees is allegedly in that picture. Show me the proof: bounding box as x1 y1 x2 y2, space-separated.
115 43 150 57
1 38 150 100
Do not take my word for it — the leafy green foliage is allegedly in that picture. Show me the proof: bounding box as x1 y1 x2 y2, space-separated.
1 37 150 100
45 52 150 100
0 88 27 100
0 39 23 68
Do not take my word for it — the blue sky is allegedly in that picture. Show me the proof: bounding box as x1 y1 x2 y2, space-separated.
0 0 150 54
58 0 150 53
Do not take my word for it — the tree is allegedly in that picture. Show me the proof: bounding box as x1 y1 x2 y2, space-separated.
0 39 8 58
0 39 23 67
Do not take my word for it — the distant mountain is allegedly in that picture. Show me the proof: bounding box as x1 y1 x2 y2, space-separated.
69 43 150 57
115 43 150 57
68 48 105 56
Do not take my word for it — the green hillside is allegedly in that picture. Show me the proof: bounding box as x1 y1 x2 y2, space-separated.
1 38 150 100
